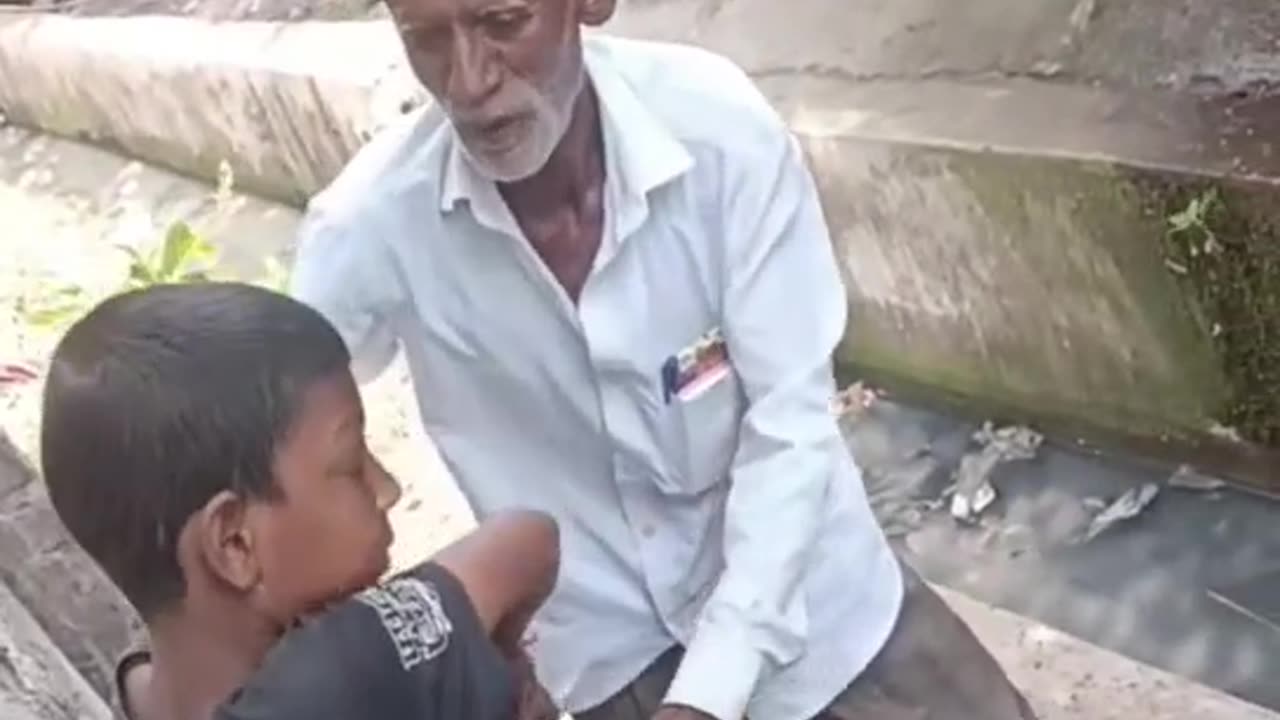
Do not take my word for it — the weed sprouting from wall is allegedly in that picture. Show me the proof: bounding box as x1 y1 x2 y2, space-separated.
1160 185 1280 446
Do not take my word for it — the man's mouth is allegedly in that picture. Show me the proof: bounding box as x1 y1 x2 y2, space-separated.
465 113 528 150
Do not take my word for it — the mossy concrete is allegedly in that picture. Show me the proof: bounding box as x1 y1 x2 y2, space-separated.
815 142 1227 439
1146 177 1280 447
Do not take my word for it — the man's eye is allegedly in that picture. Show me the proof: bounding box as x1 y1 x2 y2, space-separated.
485 10 528 36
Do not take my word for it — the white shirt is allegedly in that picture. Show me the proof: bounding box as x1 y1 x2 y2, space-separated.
291 34 903 720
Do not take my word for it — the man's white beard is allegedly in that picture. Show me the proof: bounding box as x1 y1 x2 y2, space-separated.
454 59 587 183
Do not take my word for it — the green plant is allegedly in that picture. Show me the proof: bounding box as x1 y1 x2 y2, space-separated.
21 220 221 330
1164 187 1223 269
121 221 220 289
20 160 295 332
1158 182 1280 446
260 255 292 294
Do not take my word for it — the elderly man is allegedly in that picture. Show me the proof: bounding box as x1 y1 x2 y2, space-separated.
292 1 1036 719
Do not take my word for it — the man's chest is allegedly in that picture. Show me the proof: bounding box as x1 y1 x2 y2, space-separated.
398 208 724 399
388 206 744 495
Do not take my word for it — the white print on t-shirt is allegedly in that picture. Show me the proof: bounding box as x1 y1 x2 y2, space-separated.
355 577 453 670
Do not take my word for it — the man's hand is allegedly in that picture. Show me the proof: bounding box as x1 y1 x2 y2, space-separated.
652 705 717 720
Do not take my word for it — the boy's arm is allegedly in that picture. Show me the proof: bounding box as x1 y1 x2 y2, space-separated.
431 510 561 657
216 512 561 720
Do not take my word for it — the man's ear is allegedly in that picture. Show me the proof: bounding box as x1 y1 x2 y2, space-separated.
194 490 260 593
578 0 616 27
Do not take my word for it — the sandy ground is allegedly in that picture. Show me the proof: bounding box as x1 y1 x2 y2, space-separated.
2 124 1277 719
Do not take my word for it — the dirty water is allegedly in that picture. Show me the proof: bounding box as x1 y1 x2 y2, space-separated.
843 393 1280 712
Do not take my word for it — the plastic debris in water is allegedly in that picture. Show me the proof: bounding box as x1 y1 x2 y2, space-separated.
950 422 1044 524
1080 483 1160 543
1207 423 1244 444
1167 464 1226 492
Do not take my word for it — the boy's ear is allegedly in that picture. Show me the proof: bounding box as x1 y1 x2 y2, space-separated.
578 0 616 27
195 491 260 593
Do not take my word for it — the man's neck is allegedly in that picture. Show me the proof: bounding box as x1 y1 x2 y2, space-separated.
499 83 605 220
146 603 281 720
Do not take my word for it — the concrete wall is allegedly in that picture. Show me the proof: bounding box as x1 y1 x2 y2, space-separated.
610 0 1280 94
0 14 425 205
0 11 1275 459
1 1 1276 201
821 144 1223 439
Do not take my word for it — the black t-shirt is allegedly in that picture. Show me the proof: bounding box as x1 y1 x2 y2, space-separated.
214 562 518 720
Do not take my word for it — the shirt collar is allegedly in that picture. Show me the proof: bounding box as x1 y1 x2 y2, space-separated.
438 37 694 220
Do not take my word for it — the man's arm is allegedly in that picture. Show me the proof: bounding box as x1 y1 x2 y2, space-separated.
661 125 857 720
289 208 401 383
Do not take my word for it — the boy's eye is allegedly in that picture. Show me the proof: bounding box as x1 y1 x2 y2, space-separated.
330 451 365 480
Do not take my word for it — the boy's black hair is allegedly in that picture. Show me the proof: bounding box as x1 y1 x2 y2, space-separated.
41 282 351 619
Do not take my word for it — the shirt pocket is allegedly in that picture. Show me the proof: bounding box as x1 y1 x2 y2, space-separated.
662 366 744 496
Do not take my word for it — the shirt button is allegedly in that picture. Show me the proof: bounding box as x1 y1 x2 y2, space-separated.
640 524 656 538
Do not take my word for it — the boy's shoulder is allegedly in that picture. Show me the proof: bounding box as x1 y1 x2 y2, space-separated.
215 563 516 720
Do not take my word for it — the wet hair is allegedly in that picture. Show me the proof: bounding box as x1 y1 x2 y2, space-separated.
41 282 351 619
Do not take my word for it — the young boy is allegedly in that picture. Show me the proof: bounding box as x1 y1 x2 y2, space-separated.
40 282 560 720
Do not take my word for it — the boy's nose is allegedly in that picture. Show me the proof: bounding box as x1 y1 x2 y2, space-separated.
368 454 402 512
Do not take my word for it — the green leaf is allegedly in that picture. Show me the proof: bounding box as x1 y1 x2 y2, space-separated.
115 243 146 265
23 300 85 328
128 261 156 286
1167 209 1194 233
260 256 291 292
160 222 199 279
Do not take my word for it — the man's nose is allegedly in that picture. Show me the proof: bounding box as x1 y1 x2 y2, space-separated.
445 33 500 108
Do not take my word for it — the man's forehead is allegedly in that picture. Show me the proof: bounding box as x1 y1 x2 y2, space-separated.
391 0 541 23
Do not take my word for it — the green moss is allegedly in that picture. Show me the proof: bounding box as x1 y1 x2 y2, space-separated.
832 148 1226 434
1150 179 1280 446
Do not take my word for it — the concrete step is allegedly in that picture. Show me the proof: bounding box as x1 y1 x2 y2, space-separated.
0 579 112 720
0 430 142 707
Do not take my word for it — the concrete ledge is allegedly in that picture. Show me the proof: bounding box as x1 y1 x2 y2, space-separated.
0 14 424 205
939 586 1280 719
608 0 1280 95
